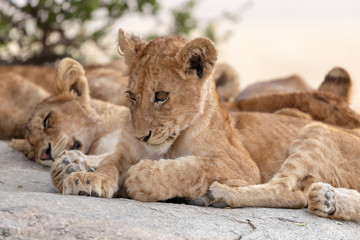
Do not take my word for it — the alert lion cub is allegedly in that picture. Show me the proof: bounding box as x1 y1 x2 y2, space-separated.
50 29 360 221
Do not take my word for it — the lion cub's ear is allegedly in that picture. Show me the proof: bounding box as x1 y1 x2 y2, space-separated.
55 58 90 100
118 28 146 67
178 38 218 80
318 67 352 103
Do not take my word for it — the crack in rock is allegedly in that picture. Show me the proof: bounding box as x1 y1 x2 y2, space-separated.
142 205 177 217
273 217 298 223
0 208 14 214
246 219 257 231
227 217 257 231
1 227 12 237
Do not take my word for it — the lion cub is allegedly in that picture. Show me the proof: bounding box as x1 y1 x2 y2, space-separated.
50 29 360 221
226 68 360 128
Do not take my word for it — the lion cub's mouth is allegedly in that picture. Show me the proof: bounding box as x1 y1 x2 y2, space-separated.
40 143 53 161
146 132 177 146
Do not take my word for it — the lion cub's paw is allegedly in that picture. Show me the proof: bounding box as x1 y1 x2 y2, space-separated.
51 150 116 198
125 160 170 202
62 170 117 198
208 181 232 208
51 150 91 192
188 181 230 208
307 182 336 218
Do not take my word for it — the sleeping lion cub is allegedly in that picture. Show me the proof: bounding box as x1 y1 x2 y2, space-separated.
47 29 360 221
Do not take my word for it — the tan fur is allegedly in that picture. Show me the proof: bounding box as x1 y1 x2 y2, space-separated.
235 67 352 103
235 74 311 101
213 63 240 101
0 61 128 139
228 67 354 125
225 91 360 128
0 62 126 96
24 31 360 221
207 123 360 221
0 65 57 93
0 72 50 138
274 108 312 120
318 67 352 102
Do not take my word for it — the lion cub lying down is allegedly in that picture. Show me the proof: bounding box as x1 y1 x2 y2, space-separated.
0 62 129 139
226 67 360 128
45 29 360 221
234 67 352 103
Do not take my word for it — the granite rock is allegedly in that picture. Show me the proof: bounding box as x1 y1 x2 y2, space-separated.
0 141 359 240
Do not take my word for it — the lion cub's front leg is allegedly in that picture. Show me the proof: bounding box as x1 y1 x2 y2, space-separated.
51 150 119 198
124 157 212 202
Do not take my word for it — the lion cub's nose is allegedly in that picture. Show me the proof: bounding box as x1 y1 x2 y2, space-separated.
136 131 152 142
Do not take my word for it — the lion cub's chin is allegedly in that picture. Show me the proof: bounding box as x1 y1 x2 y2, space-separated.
38 159 55 167
141 140 174 155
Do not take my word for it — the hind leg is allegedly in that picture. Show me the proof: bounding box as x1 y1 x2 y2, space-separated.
199 124 333 209
190 159 309 208
206 176 307 209
192 158 309 208
308 182 360 221
206 124 360 221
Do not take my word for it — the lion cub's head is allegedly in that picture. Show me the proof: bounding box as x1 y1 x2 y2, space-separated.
118 29 218 153
21 58 99 166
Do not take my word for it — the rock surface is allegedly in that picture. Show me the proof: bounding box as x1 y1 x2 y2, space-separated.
0 141 359 239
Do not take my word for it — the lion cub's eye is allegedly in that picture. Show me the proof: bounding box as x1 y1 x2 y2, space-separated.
154 91 169 103
43 113 52 130
126 91 136 102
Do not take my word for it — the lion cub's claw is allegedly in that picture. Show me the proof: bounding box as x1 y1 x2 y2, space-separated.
188 198 207 206
210 202 229 208
188 190 229 208
307 182 336 217
206 189 229 208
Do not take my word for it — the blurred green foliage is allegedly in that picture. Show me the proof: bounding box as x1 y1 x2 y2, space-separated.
0 0 240 64
172 0 197 36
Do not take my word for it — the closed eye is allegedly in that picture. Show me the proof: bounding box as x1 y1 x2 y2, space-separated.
43 113 52 130
125 91 136 102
